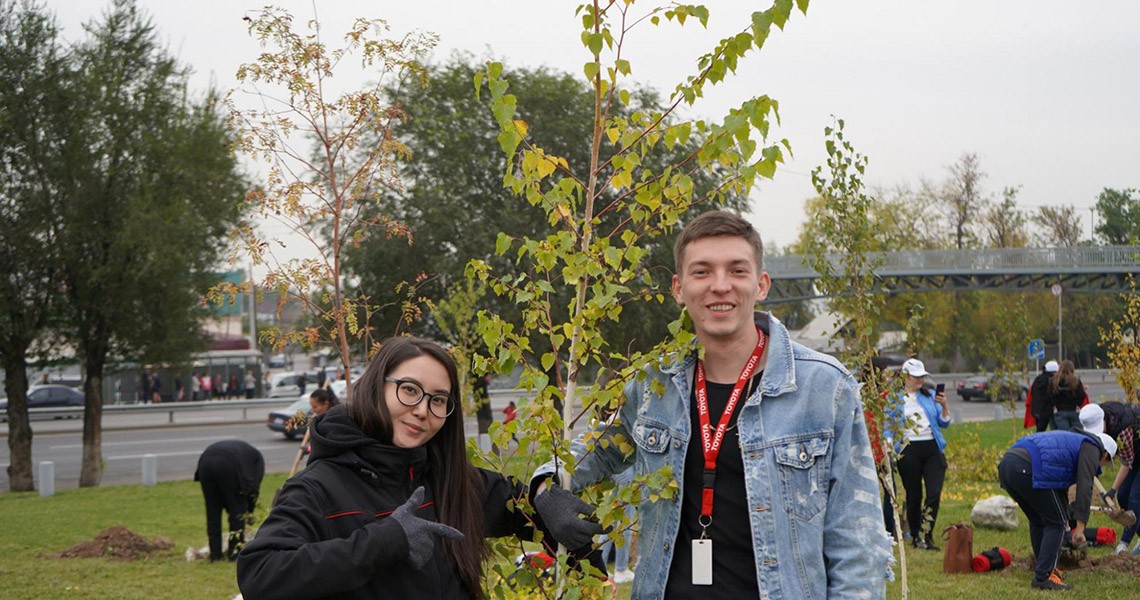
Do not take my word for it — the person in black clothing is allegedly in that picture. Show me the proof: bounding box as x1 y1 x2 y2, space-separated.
195 440 265 561
998 430 1116 590
1049 360 1087 431
1025 361 1057 432
237 337 601 600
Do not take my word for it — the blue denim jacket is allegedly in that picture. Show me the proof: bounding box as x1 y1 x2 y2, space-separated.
536 313 890 599
884 389 950 453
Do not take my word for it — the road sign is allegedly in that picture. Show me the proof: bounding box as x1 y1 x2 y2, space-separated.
1051 284 1063 296
1028 338 1045 360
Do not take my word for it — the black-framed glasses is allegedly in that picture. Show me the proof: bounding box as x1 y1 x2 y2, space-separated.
384 377 455 418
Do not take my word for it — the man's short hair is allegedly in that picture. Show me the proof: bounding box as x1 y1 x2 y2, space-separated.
673 210 764 272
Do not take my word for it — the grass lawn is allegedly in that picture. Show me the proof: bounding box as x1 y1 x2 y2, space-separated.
1 419 1135 599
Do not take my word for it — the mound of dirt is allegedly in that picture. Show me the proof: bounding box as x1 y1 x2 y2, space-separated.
1090 552 1140 577
48 525 174 561
1013 549 1140 577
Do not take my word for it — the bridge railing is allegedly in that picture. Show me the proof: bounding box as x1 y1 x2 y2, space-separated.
767 245 1140 279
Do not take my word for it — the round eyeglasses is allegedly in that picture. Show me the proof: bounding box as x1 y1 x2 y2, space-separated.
384 377 456 418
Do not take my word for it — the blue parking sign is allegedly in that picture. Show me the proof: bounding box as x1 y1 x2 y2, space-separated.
1027 338 1045 360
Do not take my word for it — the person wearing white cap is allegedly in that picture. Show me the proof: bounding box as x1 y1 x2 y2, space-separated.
1024 361 1059 433
884 358 951 550
998 429 1116 590
1081 401 1140 555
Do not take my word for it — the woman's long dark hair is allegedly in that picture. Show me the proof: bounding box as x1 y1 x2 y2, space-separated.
349 337 487 597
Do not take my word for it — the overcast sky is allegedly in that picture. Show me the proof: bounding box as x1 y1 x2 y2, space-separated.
48 0 1140 252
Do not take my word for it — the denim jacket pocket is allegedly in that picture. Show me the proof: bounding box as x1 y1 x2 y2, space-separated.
632 419 672 454
774 435 832 521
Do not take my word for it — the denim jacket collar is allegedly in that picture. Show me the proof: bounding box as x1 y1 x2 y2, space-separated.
661 311 799 401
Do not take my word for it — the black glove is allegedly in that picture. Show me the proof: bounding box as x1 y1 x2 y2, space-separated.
390 487 464 568
1103 487 1117 502
534 485 606 550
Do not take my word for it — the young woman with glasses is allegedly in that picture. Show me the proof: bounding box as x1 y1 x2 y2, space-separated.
237 336 599 599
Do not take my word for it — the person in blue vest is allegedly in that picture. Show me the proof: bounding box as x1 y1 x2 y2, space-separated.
997 430 1117 591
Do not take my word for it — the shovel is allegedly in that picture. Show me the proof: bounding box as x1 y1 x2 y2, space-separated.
1093 477 1138 527
288 428 311 477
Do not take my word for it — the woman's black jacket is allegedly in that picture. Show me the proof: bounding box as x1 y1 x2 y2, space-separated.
236 407 539 599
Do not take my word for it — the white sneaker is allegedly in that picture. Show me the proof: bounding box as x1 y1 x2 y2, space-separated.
613 569 635 584
1115 541 1128 555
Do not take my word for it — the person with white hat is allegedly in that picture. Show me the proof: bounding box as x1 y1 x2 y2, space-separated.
998 429 1117 590
884 358 951 550
1024 361 1059 432
1080 401 1140 555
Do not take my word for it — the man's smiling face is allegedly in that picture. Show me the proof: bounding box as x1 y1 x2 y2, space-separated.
671 235 769 342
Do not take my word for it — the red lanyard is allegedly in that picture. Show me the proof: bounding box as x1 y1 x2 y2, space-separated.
695 327 767 522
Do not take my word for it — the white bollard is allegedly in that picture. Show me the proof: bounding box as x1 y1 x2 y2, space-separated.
994 406 1004 421
142 454 157 486
953 407 964 424
39 461 55 497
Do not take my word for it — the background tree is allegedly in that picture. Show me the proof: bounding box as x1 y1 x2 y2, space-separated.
0 0 70 492
1093 187 1139 244
982 186 1028 248
981 296 1032 435
225 7 436 382
934 153 988 370
936 153 989 250
803 119 907 594
347 56 749 358
59 0 247 486
1031 204 1084 247
1099 275 1140 403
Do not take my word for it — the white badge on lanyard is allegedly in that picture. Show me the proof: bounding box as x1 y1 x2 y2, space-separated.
692 539 713 585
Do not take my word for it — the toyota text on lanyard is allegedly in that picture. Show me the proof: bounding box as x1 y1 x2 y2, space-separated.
695 326 767 537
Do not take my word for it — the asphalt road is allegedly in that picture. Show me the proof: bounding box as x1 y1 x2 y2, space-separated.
0 395 527 491
0 422 301 490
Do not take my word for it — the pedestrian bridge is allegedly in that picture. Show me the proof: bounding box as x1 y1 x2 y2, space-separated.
764 246 1140 303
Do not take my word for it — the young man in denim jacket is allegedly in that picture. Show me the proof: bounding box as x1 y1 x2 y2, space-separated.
532 211 891 599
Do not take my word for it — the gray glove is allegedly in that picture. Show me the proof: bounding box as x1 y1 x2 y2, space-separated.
389 486 464 568
534 484 606 550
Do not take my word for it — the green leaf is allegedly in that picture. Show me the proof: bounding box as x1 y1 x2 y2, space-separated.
472 71 484 98
583 61 599 81
615 59 631 75
495 232 511 255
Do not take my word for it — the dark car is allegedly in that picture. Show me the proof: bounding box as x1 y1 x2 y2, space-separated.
267 397 311 440
956 375 1028 402
0 385 85 421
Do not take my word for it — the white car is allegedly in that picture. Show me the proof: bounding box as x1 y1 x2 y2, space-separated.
267 372 311 398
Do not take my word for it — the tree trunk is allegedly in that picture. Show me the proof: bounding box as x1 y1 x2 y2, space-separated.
2 350 35 492
79 363 104 487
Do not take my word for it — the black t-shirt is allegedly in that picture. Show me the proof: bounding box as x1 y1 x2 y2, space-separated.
664 372 762 598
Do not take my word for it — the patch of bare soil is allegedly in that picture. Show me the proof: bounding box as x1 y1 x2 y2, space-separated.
1089 552 1140 577
47 525 174 561
1010 548 1140 577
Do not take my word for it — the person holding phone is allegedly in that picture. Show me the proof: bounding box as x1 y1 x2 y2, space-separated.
884 359 952 550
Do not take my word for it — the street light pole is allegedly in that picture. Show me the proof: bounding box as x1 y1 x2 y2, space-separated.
1052 284 1064 361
